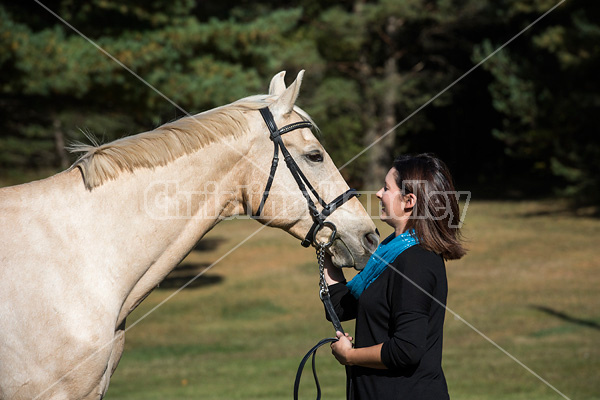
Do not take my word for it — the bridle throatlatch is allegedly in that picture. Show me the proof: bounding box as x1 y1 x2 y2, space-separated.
253 106 359 248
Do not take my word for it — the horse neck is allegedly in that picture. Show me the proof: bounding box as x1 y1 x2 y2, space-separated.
72 138 250 313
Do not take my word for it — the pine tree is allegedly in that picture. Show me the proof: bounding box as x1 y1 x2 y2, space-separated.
475 0 600 205
0 1 308 181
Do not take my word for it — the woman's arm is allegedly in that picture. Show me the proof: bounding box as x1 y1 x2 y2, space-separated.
324 255 385 369
331 251 443 370
380 252 440 369
322 254 358 323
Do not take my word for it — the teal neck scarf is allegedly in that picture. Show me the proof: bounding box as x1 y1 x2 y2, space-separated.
346 229 419 299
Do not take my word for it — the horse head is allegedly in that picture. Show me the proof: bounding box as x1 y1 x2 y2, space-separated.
244 70 378 269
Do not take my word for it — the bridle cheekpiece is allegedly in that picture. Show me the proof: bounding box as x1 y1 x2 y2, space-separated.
253 106 359 248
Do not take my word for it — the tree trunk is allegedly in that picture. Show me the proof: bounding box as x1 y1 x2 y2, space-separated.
361 15 399 191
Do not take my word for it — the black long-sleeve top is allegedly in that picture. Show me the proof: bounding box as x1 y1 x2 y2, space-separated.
326 245 450 399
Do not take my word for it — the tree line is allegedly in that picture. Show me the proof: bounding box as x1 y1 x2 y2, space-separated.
0 0 597 205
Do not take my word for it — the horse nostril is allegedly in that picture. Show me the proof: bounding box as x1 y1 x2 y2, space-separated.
362 231 379 253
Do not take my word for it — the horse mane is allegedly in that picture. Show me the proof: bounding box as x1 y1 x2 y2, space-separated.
69 96 315 190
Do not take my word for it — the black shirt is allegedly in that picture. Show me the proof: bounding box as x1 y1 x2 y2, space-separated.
327 245 450 400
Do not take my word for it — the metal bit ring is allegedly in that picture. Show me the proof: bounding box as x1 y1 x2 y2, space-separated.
312 221 337 248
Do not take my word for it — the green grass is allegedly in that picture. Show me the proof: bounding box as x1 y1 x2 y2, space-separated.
106 198 600 399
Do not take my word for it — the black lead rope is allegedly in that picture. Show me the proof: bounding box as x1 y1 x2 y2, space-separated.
293 337 338 400
293 242 346 400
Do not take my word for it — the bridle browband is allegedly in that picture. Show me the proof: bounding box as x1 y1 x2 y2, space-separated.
253 107 359 248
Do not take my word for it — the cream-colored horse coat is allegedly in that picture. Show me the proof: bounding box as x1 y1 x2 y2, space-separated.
0 71 377 399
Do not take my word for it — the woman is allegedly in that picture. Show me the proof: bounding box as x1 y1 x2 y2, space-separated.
324 153 466 399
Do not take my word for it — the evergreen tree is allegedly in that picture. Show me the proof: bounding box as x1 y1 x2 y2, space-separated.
2 0 595 206
0 1 308 179
475 0 600 204
298 0 496 189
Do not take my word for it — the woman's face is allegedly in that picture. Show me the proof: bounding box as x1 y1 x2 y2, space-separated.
375 168 410 231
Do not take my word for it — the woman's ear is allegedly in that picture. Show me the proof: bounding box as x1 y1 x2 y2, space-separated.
404 193 417 210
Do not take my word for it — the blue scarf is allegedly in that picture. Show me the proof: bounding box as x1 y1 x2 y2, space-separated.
346 229 419 298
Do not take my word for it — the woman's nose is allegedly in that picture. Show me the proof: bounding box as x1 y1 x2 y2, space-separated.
375 188 383 199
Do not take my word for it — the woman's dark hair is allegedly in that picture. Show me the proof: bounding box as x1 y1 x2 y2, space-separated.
393 153 467 260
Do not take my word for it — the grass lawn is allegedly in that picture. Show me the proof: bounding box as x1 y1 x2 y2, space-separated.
106 198 599 399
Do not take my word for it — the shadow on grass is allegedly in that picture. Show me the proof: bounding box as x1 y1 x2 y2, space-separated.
518 204 600 219
159 262 224 290
157 236 228 290
464 179 599 218
192 236 228 252
530 305 600 331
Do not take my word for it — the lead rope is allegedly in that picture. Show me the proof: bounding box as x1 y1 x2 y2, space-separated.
293 243 346 400
317 245 345 335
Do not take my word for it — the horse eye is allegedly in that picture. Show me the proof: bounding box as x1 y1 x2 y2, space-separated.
305 152 323 163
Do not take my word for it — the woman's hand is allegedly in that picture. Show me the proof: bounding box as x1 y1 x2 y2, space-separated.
323 254 346 285
331 331 354 366
331 332 388 369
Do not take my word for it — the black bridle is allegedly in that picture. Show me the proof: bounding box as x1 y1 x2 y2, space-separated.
254 107 359 248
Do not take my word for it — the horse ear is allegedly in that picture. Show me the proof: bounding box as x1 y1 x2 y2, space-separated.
271 70 304 117
268 71 286 96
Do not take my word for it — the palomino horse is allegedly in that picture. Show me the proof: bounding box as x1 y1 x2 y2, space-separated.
0 71 378 399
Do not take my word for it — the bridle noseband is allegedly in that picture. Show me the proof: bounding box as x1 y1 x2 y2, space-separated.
253 107 359 248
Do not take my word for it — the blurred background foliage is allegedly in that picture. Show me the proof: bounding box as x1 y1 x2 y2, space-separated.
0 0 597 206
